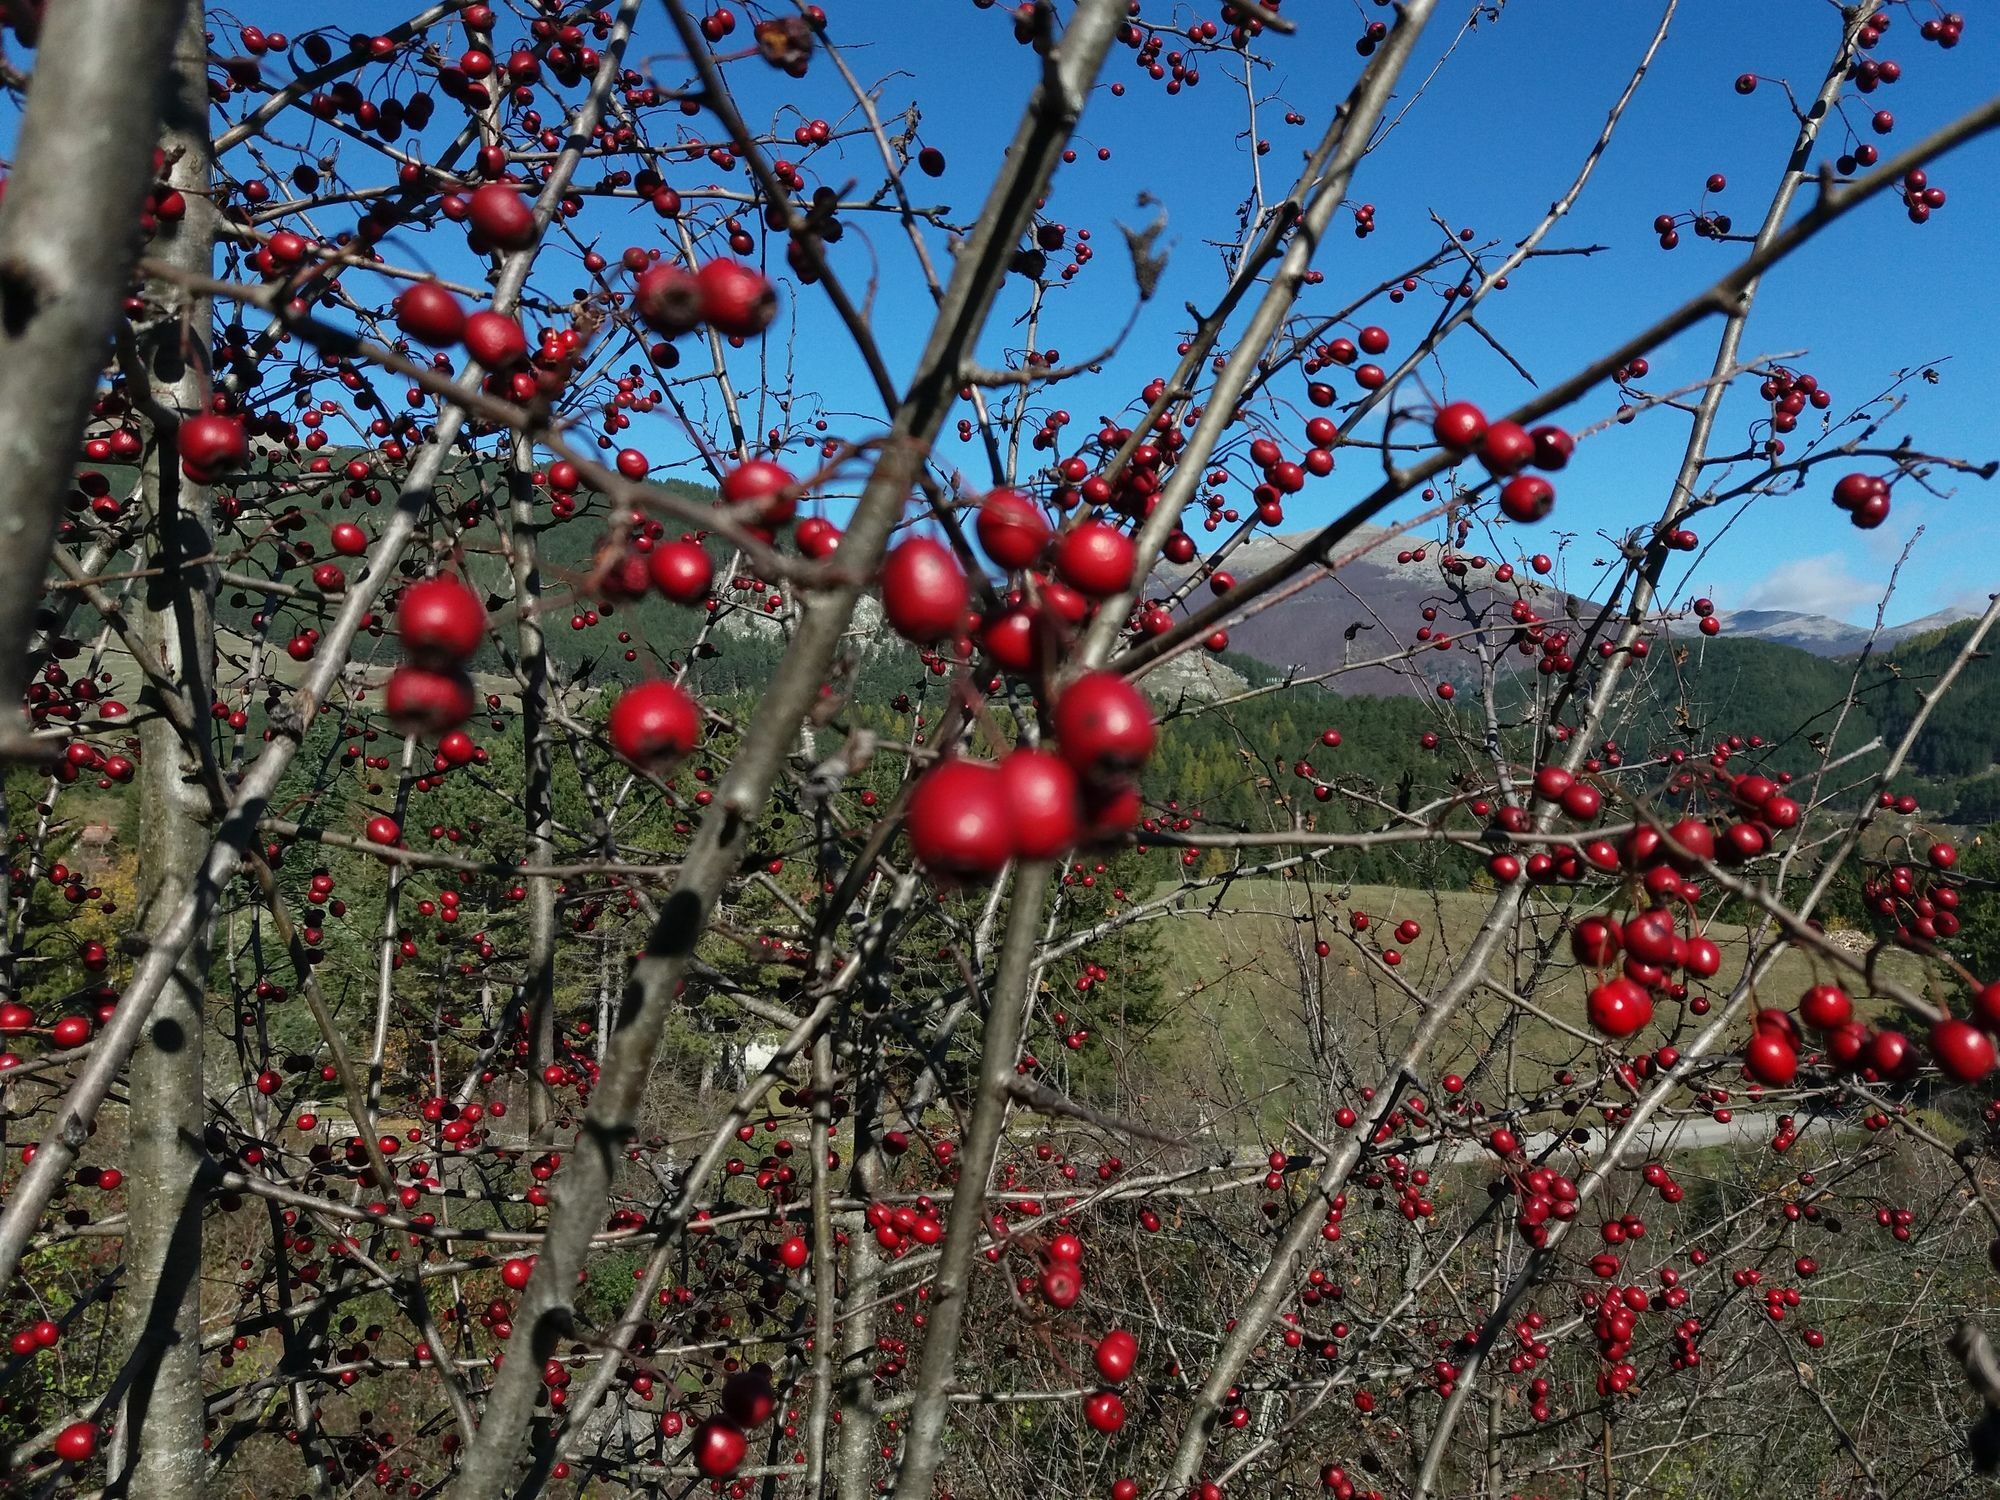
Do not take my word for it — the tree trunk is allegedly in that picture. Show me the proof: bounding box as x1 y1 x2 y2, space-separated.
112 6 217 1496
0 0 191 757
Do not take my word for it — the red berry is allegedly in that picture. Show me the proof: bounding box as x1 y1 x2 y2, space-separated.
719 459 799 528
1498 475 1554 523
1477 420 1534 476
1094 1328 1138 1381
697 259 778 337
1869 1028 1916 1081
397 577 486 667
1798 984 1853 1032
384 666 476 736
634 260 703 335
1931 1018 1995 1082
394 281 466 346
1432 401 1487 451
648 540 714 603
977 488 1052 570
1054 521 1135 597
180 413 247 482
1084 1390 1127 1433
795 517 842 558
1622 907 1677 966
1571 916 1622 966
1587 977 1654 1038
607 681 701 769
721 1367 778 1428
880 536 970 643
464 309 528 368
691 1417 748 1479
1529 425 1575 470
998 749 1081 861
1745 1030 1798 1086
468 182 537 250
52 1421 98 1462
1053 672 1155 779
907 759 1013 876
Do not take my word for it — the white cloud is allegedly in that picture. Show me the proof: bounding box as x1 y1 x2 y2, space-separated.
1737 553 1882 620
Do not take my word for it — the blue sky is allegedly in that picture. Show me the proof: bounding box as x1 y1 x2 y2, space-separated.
706 0 1999 626
10 2 1996 625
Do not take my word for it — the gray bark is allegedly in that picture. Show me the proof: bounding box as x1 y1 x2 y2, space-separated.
111 5 217 1498
0 0 192 757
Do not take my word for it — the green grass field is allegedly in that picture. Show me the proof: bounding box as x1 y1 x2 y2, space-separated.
1124 876 1925 1137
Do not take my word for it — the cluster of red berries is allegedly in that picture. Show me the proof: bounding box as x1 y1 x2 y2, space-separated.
1917 11 1966 46
1739 972 1997 1090
1757 363 1833 441
384 576 486 742
687 1365 778 1480
1083 1328 1137 1434
1304 323 1390 384
862 1197 944 1254
1901 166 1949 223
907 671 1153 877
1855 837 1963 947
1831 470 1891 529
1652 172 1734 251
884 489 1158 875
1491 1134 1583 1250
1113 17 1203 96
1431 402 1571 524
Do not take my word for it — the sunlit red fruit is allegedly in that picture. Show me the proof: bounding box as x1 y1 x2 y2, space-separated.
907 758 1013 875
1931 1018 1995 1082
464 308 528 368
1745 1028 1797 1086
648 540 714 603
1052 672 1154 780
468 181 537 250
397 577 486 667
977 487 1053 569
1094 1328 1138 1381
719 459 798 528
880 536 969 643
1432 401 1487 452
1054 521 1136 598
1084 1390 1127 1433
179 413 248 482
691 1416 748 1478
998 748 1082 860
53 1422 99 1463
1587 977 1653 1038
697 258 778 337
385 665 475 735
394 280 467 346
607 680 701 769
